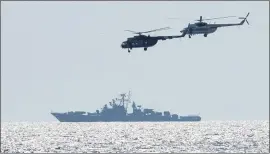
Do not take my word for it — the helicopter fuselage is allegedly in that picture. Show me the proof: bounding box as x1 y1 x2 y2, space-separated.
121 36 158 49
183 23 218 36
189 25 217 35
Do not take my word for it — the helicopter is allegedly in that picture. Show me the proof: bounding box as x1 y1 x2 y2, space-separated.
178 12 250 38
121 27 187 53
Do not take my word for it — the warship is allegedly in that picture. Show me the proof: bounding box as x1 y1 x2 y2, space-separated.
51 91 201 122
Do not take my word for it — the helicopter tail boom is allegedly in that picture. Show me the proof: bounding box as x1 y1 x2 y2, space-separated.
206 12 250 28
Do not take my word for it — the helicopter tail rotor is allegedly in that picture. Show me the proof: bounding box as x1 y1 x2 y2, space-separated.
239 12 250 25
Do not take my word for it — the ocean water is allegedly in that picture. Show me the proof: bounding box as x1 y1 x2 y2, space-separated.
1 121 269 153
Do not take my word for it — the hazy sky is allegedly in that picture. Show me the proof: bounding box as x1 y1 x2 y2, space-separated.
1 1 269 121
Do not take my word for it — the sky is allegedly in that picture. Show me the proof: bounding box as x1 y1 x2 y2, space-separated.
1 1 269 122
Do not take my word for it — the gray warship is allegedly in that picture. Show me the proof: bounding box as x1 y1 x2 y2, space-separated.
51 91 201 122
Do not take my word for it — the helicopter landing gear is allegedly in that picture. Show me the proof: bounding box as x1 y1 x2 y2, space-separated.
144 47 147 51
128 47 132 53
204 34 208 37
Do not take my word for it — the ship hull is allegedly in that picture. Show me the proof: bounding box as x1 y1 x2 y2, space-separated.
51 113 201 122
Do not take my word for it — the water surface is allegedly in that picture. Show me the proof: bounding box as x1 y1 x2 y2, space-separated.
1 121 269 153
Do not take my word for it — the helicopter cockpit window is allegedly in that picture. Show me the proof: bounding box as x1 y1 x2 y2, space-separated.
122 42 127 45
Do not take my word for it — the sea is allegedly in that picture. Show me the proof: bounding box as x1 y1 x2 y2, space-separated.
1 121 269 153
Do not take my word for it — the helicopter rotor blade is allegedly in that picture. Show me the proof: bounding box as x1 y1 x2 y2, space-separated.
195 16 237 22
125 27 171 35
125 30 139 34
167 17 182 20
140 27 171 34
246 20 249 25
245 12 250 18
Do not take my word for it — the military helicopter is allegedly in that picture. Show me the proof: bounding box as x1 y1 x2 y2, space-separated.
121 27 187 53
178 12 250 38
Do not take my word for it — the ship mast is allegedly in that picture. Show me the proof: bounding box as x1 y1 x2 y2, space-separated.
125 91 132 110
118 91 132 111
